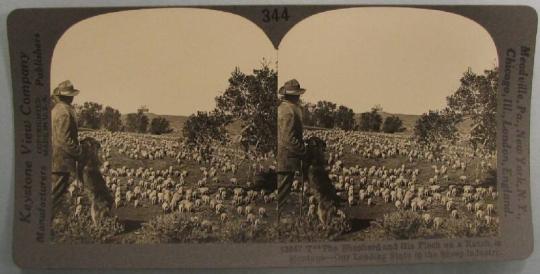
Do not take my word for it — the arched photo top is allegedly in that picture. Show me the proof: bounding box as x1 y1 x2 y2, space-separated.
278 7 498 115
51 8 277 116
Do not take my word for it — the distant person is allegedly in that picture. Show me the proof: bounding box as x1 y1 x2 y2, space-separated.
276 79 306 222
51 80 81 216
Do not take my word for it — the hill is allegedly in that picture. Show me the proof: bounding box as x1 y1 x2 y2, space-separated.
354 111 421 134
122 113 189 132
122 113 244 136
127 111 471 137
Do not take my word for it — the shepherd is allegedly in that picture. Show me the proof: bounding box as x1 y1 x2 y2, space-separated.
51 80 82 217
276 79 306 223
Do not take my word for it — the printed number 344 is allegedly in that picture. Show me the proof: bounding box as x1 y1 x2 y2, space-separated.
262 8 290 22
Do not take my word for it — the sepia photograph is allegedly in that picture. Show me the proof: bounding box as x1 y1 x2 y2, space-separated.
49 7 500 244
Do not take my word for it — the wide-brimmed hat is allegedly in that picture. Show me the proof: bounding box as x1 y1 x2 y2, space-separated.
53 80 80 96
278 79 306 96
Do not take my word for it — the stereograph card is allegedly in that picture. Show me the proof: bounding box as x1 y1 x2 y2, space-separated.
6 4 537 268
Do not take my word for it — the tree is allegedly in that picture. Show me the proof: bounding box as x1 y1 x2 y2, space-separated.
183 111 229 144
312 101 337 128
358 107 382 132
78 102 103 129
101 106 123 132
382 116 405 133
215 62 278 153
446 67 498 151
125 110 149 133
334 105 355 130
149 117 172 135
301 102 316 127
413 108 459 144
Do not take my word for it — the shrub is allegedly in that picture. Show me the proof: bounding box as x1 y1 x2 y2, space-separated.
51 204 124 244
382 116 405 133
136 213 217 243
149 117 172 135
379 211 424 239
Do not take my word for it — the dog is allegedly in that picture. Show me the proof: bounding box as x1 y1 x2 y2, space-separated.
303 136 343 228
77 137 114 226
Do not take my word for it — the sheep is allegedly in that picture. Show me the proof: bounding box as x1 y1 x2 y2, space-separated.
451 209 458 219
215 203 224 214
348 195 355 206
114 197 122 208
245 205 253 215
486 204 494 216
474 202 484 212
433 217 443 229
258 207 266 218
446 200 454 212
161 202 170 213
395 200 402 210
411 200 418 212
220 213 228 223
422 213 431 224
246 213 256 224
74 204 83 217
476 210 485 219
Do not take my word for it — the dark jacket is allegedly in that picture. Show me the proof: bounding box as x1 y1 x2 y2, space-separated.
277 99 304 172
52 100 80 173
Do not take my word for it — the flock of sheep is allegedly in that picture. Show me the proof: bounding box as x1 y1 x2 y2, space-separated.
67 128 498 240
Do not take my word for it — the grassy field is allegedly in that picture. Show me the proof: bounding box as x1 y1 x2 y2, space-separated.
51 129 498 244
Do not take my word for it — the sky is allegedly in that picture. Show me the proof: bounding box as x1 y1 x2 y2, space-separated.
52 7 497 116
278 7 498 115
52 8 276 115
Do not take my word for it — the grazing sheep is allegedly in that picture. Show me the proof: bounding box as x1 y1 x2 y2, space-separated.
474 202 484 212
476 210 484 219
422 213 431 224
220 213 228 223
348 195 355 206
433 217 443 229
114 197 122 208
215 203 224 214
411 200 418 212
245 205 253 215
258 207 266 217
367 198 373 207
246 213 256 224
486 204 494 216
395 200 402 210
161 202 170 213
74 204 83 217
446 200 454 212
